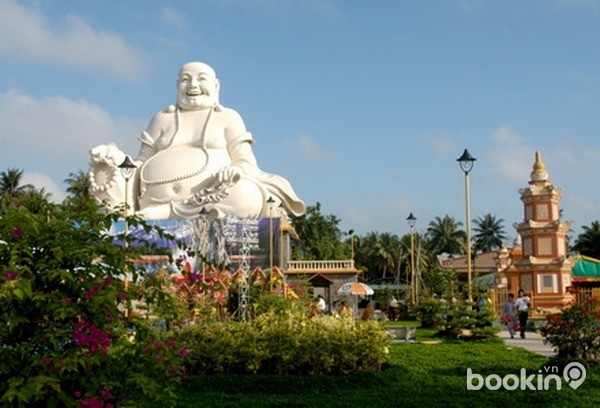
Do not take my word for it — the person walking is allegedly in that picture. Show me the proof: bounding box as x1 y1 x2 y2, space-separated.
515 289 531 339
387 295 399 321
501 293 517 339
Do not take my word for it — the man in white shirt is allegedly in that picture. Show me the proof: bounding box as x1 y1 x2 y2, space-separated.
316 295 327 313
514 289 530 338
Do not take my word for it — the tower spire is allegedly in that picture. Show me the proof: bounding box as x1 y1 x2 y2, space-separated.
529 150 549 185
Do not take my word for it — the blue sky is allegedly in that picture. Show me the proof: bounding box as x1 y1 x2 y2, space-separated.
1 0 599 240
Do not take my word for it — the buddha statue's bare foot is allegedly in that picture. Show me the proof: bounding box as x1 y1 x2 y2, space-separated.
171 202 223 219
135 204 172 220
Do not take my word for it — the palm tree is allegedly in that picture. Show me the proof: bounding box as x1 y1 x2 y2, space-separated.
19 186 53 213
0 168 33 198
354 232 381 281
426 215 465 255
353 232 401 282
352 234 369 276
573 221 600 259
374 232 400 279
25 186 52 200
472 213 507 252
64 170 91 202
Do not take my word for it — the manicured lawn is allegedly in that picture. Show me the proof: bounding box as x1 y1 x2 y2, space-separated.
171 334 600 408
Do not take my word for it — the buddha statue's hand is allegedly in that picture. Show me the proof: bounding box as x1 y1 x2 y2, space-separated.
89 143 126 167
217 165 243 185
88 143 129 208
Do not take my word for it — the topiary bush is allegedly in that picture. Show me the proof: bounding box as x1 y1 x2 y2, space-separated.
414 297 448 328
438 300 499 339
540 298 600 360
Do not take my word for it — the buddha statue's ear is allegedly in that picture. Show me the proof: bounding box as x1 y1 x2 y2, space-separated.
214 78 221 106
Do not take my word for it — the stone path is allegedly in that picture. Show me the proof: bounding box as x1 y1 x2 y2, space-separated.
497 329 557 358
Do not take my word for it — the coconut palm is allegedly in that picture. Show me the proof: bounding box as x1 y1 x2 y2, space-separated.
0 168 33 198
64 170 91 200
374 232 401 279
426 215 465 255
573 221 600 259
25 186 52 200
354 232 380 281
472 213 507 252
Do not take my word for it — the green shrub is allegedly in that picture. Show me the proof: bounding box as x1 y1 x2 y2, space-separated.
174 311 390 376
438 300 499 339
252 292 295 316
540 298 600 360
414 297 448 328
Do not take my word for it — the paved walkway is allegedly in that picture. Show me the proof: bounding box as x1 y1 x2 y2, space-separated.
497 329 557 358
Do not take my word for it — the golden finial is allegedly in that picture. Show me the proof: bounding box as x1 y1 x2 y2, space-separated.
529 150 549 184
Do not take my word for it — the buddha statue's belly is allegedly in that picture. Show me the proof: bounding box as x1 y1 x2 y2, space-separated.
138 147 201 203
138 146 231 207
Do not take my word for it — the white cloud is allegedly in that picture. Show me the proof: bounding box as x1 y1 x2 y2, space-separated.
21 171 66 202
160 6 187 28
214 0 342 16
486 125 534 183
340 194 412 235
341 205 375 232
551 0 600 9
569 195 600 216
456 0 483 11
427 134 454 153
303 0 343 15
0 90 142 159
580 147 600 160
283 133 329 162
0 0 146 80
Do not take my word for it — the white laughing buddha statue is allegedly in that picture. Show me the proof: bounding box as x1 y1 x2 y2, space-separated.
88 62 305 220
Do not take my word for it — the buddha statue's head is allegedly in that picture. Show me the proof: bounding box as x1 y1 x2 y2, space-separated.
177 62 220 110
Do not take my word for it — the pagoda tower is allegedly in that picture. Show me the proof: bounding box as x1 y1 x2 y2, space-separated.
513 151 573 311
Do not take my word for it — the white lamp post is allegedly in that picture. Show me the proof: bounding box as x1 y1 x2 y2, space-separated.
266 196 276 291
118 155 136 316
457 149 476 302
406 213 417 305
118 155 137 240
348 229 355 261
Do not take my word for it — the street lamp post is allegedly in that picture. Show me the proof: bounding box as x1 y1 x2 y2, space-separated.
199 207 209 282
457 149 476 302
348 229 355 262
118 155 137 240
406 213 417 305
266 196 276 291
278 203 286 274
118 155 137 316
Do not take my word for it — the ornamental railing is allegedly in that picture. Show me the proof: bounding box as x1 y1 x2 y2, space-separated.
574 287 600 304
285 260 356 272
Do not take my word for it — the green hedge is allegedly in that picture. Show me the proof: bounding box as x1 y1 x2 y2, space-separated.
172 312 390 376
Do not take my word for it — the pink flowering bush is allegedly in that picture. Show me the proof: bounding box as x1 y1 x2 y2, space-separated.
72 321 112 356
0 194 187 406
540 298 600 360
